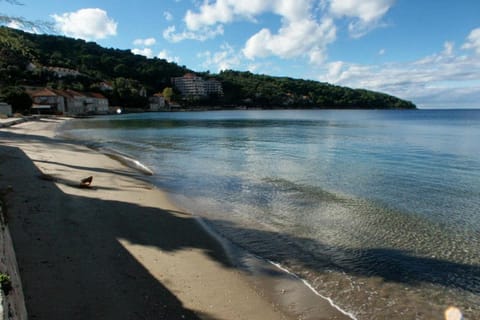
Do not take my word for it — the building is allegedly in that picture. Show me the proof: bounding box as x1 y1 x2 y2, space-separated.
97 81 113 92
171 73 206 98
204 79 223 96
149 93 166 111
171 73 224 99
85 92 109 114
28 88 109 115
29 88 67 114
68 90 109 114
46 67 81 78
0 102 12 117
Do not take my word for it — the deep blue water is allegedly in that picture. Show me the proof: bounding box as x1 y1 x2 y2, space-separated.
61 109 480 319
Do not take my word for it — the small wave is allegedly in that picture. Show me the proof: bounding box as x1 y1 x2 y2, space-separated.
268 260 358 320
99 147 154 176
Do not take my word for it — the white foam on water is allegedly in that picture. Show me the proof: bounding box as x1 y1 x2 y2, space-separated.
268 260 358 320
100 147 154 176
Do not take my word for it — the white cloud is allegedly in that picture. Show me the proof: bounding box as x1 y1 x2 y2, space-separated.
318 43 480 108
199 43 241 71
329 0 394 22
243 17 336 64
443 41 454 56
51 8 117 40
184 0 269 30
163 25 224 42
462 27 480 55
157 49 180 63
164 11 174 21
329 0 395 37
131 48 154 58
5 20 42 34
176 0 393 63
133 37 156 46
182 0 337 63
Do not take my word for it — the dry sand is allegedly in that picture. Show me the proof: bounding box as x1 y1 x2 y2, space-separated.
0 117 351 320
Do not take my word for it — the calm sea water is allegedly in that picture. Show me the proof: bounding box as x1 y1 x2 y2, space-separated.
61 110 480 319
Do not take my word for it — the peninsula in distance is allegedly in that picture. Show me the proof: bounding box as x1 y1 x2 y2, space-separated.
0 26 416 114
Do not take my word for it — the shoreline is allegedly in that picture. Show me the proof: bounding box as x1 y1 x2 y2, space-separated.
0 117 351 319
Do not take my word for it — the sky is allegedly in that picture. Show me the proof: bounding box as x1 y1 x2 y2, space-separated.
2 0 480 108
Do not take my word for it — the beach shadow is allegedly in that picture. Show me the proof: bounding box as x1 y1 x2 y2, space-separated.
216 220 480 294
32 159 141 183
1 145 214 320
36 173 121 191
0 130 149 180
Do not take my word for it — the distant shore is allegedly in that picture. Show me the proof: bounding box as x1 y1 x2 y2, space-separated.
0 117 351 319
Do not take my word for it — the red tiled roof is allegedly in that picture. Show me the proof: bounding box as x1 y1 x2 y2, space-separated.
29 88 58 97
65 89 85 97
86 92 106 99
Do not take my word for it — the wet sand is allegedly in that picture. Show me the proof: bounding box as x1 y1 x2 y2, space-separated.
0 117 350 319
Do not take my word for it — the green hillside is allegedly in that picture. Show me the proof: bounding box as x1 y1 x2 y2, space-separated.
0 26 416 111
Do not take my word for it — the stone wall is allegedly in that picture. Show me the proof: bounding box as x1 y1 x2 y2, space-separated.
0 205 27 320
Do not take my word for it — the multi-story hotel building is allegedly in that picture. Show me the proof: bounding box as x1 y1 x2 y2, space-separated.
171 73 223 98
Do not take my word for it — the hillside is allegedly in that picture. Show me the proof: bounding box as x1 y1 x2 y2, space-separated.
0 27 416 111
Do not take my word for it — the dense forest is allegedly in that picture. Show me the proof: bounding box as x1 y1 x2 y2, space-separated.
0 26 416 112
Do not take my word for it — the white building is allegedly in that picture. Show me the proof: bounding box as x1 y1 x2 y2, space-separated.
28 88 108 115
204 79 223 96
149 93 166 111
171 73 206 97
171 73 223 98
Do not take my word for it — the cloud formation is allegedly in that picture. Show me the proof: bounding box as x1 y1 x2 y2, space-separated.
173 0 393 64
163 25 224 42
462 28 480 55
243 18 336 64
329 0 395 37
133 37 156 46
157 49 180 63
131 48 154 58
52 8 117 40
199 43 241 71
319 37 480 108
164 11 174 22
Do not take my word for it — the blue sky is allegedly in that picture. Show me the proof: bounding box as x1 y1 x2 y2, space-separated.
2 0 480 108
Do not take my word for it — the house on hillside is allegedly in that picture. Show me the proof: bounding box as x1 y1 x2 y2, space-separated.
47 67 81 78
171 73 224 99
149 93 166 111
97 81 113 92
171 73 207 98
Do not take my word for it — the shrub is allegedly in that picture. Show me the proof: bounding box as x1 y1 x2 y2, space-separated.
0 273 12 295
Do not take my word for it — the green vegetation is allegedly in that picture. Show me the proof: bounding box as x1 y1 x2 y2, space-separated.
0 272 12 295
214 70 416 109
0 26 416 110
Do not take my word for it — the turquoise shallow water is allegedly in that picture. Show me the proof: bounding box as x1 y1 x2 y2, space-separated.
61 110 480 319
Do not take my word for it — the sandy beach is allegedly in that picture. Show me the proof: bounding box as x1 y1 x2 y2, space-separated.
0 117 351 320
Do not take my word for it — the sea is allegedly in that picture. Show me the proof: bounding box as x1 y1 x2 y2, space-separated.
60 109 480 320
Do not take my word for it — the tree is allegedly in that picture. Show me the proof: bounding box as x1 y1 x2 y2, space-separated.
1 86 32 114
162 87 173 102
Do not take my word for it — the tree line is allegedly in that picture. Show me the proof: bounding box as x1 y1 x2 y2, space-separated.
0 26 416 113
